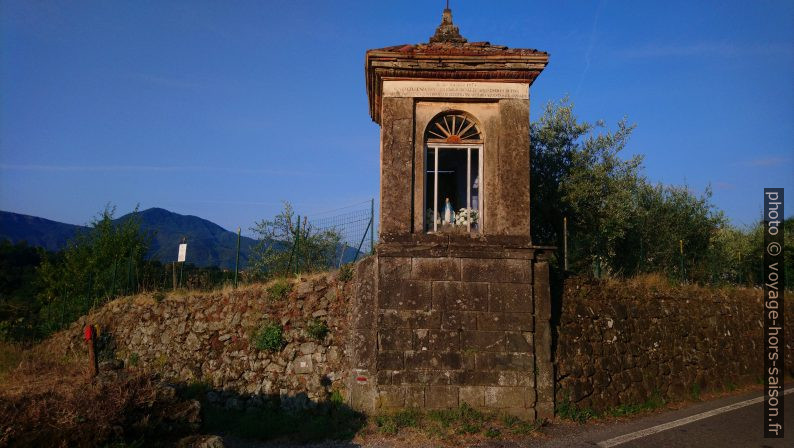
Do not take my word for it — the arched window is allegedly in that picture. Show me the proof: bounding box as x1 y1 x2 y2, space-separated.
424 112 483 234
425 113 483 144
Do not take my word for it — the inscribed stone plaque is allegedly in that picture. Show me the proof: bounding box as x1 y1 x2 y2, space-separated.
383 80 528 99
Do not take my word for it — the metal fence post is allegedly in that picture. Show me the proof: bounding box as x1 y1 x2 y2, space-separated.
353 216 372 264
563 216 568 272
126 251 132 295
288 215 301 275
111 258 117 297
234 227 241 288
679 239 684 284
338 242 347 269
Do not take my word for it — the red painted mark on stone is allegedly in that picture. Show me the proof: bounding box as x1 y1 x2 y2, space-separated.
356 376 368 383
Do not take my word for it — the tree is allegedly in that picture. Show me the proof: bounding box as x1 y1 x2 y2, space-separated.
36 205 148 334
249 202 341 279
0 241 43 341
531 97 643 274
530 98 727 280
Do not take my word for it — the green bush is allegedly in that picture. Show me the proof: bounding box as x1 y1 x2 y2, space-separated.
249 202 343 278
306 318 329 340
253 320 285 352
267 278 292 301
338 263 354 282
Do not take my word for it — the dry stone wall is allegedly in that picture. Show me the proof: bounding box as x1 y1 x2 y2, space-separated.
56 273 351 412
555 278 794 412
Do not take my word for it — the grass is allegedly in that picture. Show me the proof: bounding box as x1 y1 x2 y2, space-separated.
557 398 597 423
0 341 24 382
604 391 666 417
305 318 329 340
375 409 421 435
557 390 668 423
689 383 702 401
0 344 196 447
252 320 285 352
266 278 292 301
373 404 545 441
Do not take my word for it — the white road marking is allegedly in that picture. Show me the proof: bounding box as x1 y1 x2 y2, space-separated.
597 387 794 447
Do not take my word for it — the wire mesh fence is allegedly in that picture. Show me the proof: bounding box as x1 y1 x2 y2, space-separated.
136 199 378 292
308 199 376 264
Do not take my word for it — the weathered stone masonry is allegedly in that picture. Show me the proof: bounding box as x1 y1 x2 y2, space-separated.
348 236 555 420
52 275 350 412
555 278 794 412
354 7 554 420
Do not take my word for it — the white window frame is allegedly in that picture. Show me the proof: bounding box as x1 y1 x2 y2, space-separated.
425 143 484 233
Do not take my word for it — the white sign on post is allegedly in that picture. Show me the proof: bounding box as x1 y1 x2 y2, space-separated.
178 243 187 263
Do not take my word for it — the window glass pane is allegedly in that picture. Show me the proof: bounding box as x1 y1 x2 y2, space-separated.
468 148 480 232
425 148 436 232
425 146 480 234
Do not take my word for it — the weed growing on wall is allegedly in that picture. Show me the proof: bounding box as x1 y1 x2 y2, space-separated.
306 319 329 340
266 278 292 301
338 263 354 282
253 320 285 352
689 383 701 401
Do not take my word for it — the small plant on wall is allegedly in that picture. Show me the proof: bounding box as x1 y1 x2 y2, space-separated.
338 263 354 282
253 319 285 352
267 278 292 301
306 318 329 340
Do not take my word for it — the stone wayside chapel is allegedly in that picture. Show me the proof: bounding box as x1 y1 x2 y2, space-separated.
347 8 555 419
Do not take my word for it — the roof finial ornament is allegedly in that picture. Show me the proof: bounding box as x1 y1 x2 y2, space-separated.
429 1 467 44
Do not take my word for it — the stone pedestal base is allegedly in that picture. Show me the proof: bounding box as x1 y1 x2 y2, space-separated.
347 235 555 420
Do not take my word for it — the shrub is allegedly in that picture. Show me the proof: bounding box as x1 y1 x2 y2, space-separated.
249 202 342 278
253 320 285 352
338 264 354 282
267 278 292 301
128 352 139 367
306 319 329 340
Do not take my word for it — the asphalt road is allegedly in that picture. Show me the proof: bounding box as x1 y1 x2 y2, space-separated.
225 387 793 448
537 387 794 448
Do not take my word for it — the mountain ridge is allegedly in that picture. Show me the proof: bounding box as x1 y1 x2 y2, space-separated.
0 208 258 269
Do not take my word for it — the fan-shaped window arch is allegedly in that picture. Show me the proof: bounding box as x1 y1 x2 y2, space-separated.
425 113 483 144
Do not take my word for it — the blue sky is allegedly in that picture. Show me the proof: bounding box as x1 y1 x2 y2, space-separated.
1 0 792 235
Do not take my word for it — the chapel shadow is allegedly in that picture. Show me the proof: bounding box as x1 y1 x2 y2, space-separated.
176 383 366 446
